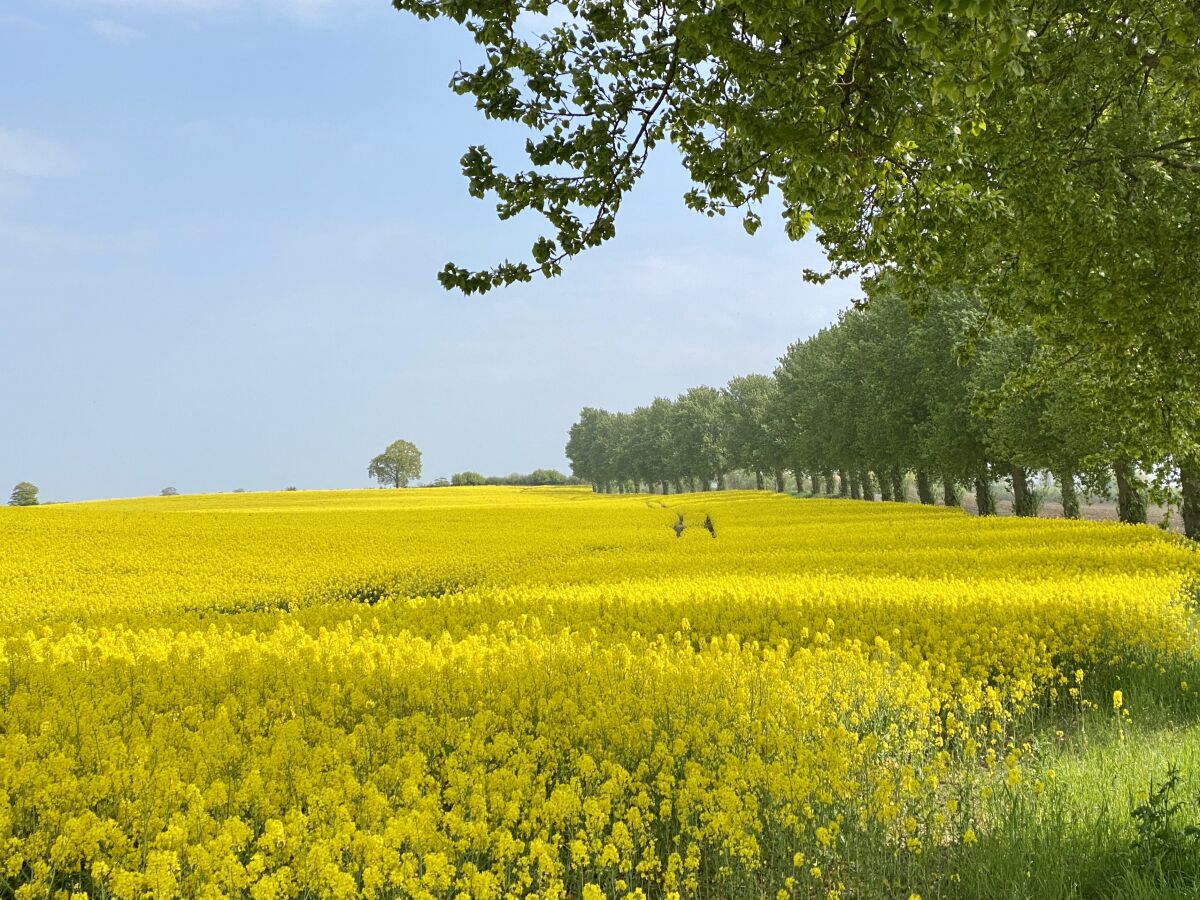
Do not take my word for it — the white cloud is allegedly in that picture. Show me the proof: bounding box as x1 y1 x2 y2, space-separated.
0 128 78 180
0 12 44 28
0 180 32 201
90 18 143 41
0 220 78 251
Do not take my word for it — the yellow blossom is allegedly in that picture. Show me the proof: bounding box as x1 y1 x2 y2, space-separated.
0 487 1195 897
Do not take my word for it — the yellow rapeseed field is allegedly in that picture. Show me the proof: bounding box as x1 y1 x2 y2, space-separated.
1 487 1197 899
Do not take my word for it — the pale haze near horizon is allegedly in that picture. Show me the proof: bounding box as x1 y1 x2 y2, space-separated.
1 1 859 502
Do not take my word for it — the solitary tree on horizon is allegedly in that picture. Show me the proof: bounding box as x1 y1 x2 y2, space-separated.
369 439 422 488
9 482 39 506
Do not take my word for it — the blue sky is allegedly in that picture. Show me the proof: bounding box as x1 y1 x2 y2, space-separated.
0 0 858 501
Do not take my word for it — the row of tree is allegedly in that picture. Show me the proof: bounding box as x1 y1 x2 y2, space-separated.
566 285 1200 539
443 469 581 487
397 0 1200 542
367 441 582 489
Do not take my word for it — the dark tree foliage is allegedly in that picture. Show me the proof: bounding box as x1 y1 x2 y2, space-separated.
369 440 423 488
443 470 582 486
9 482 38 507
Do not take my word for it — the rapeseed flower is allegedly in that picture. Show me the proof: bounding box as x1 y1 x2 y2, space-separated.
0 487 1195 896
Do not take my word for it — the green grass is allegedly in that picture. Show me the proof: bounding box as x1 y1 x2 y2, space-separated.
910 657 1200 899
945 723 1200 898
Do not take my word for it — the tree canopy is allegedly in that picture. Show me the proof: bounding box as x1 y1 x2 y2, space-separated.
392 0 1198 289
449 469 578 486
564 278 1200 535
368 439 423 488
8 482 39 507
394 0 1200 466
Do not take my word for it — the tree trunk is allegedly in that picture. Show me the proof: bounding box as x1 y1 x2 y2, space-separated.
975 477 996 516
849 471 861 500
687 477 696 492
943 479 960 507
838 469 850 497
717 472 726 490
675 479 685 495
701 478 711 492
755 470 764 491
878 470 893 502
860 470 875 500
810 473 821 495
1010 466 1037 517
1180 459 1200 540
792 472 802 492
1055 468 1079 519
774 471 786 492
1113 460 1147 524
891 467 905 502
916 470 935 505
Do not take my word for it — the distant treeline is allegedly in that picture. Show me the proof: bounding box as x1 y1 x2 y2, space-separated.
432 469 585 487
566 285 1200 539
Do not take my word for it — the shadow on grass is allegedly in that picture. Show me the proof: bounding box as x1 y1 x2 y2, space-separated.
918 708 1200 898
